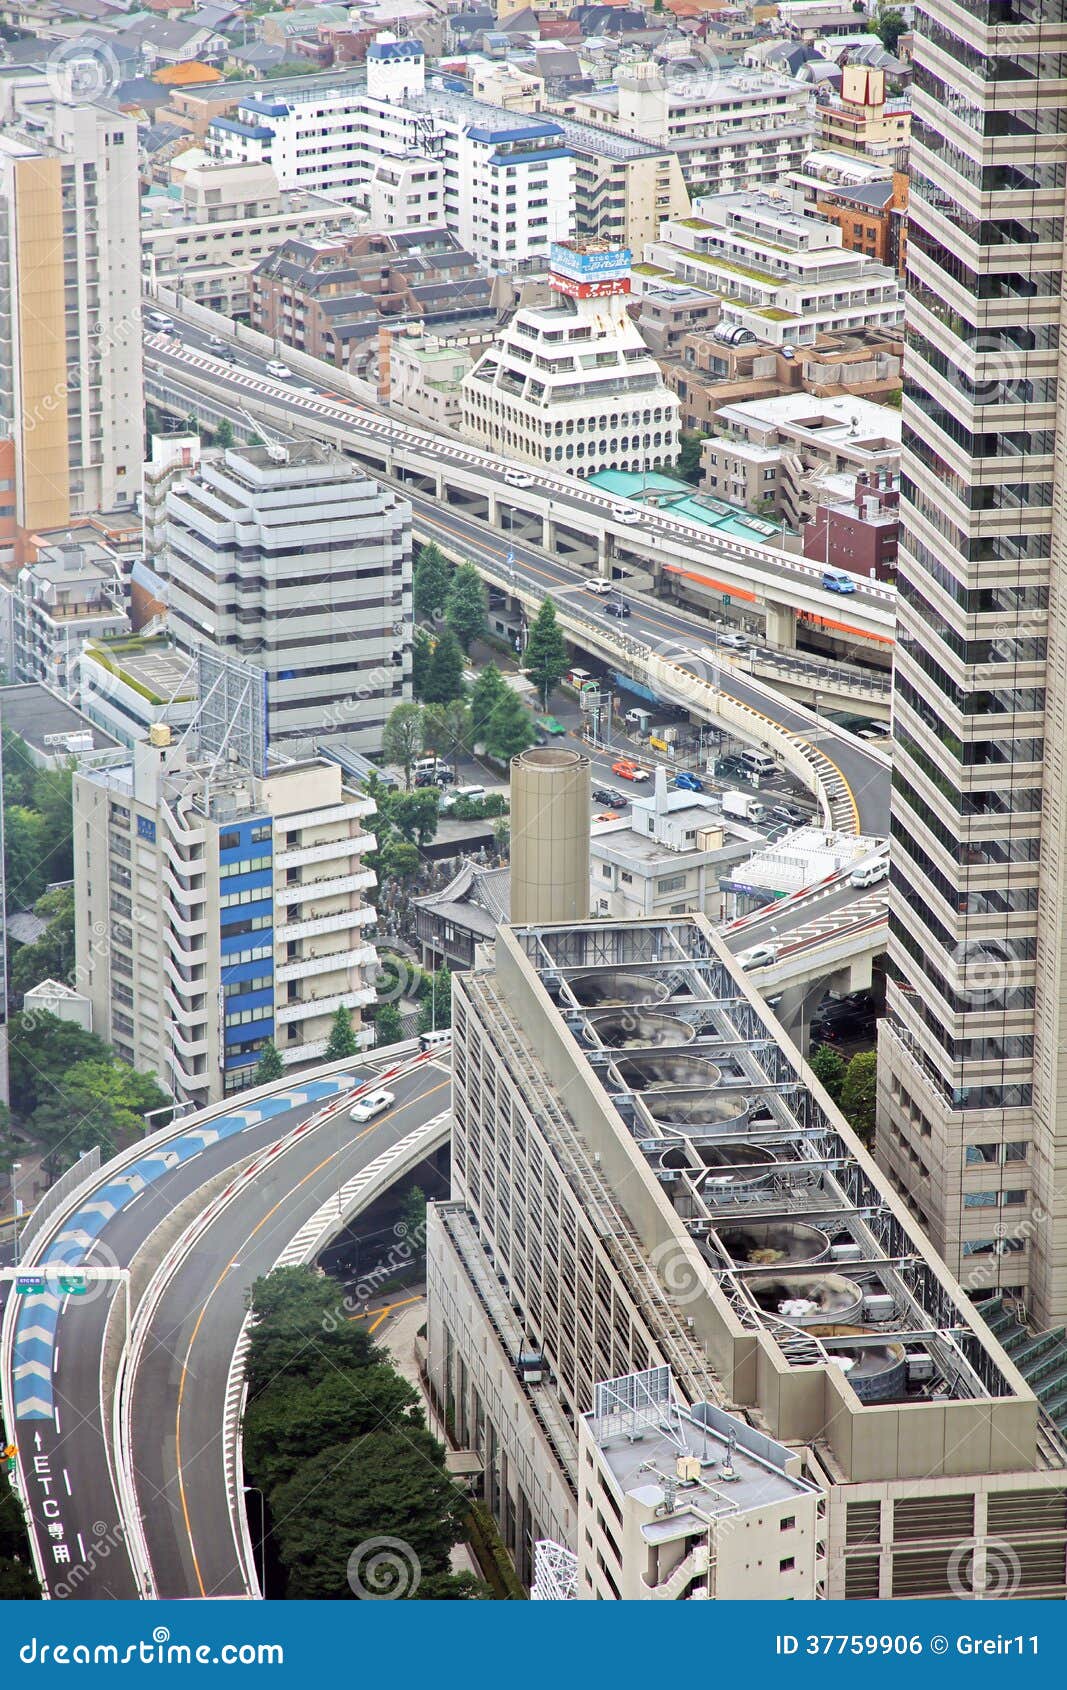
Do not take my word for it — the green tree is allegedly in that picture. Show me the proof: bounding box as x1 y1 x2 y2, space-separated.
382 701 424 788
673 430 708 485
9 885 76 1000
422 699 471 772
841 1050 878 1146
413 541 451 622
254 1040 284 1085
244 1363 424 1495
809 1043 846 1105
1 726 35 808
469 663 507 747
4 805 48 909
870 3 906 51
30 1060 169 1176
389 789 439 847
522 597 568 710
411 626 433 700
29 765 74 884
373 1002 405 1048
269 1431 471 1599
400 1183 427 1247
215 416 235 448
422 630 466 705
244 1266 381 1401
8 1010 113 1118
323 1006 359 1062
379 838 420 880
444 562 487 654
485 688 537 761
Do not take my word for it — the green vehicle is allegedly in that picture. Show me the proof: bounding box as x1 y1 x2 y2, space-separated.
537 716 566 737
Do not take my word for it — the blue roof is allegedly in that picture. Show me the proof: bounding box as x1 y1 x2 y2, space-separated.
213 116 275 140
466 118 562 144
368 39 423 59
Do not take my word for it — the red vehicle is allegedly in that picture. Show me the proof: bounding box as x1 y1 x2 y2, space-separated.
612 759 650 782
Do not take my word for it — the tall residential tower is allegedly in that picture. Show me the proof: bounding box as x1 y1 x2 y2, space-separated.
876 0 1067 1323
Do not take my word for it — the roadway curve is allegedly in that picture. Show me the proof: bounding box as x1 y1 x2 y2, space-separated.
2 1054 448 1600
128 1060 449 1600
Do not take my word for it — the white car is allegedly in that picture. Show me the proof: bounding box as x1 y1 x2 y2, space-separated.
265 358 292 379
611 505 642 525
849 859 889 889
504 469 533 488
584 578 614 595
718 631 749 651
737 943 778 971
349 1088 395 1123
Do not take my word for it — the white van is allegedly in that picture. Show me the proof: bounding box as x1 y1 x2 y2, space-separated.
419 1029 452 1052
849 858 889 888
740 749 776 781
413 756 440 776
441 784 486 811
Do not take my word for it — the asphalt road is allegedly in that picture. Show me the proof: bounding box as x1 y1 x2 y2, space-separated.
8 1054 429 1599
128 1061 449 1600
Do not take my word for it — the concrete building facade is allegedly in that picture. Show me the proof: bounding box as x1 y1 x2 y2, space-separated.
0 93 143 538
0 537 127 702
427 915 1067 1598
73 733 378 1106
159 441 411 756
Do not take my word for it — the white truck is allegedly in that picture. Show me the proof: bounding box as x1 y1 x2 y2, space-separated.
721 790 766 824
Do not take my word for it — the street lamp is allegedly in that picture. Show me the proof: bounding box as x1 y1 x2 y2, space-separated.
11 1162 22 1269
243 1484 266 1594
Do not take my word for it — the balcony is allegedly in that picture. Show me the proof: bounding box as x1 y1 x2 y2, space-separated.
275 869 377 906
275 834 376 871
276 906 376 944
281 1027 375 1065
275 986 376 1025
275 943 376 985
278 796 375 835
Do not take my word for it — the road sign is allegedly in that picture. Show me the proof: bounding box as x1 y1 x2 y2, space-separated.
722 595 731 606
58 1275 86 1296
15 1275 45 1294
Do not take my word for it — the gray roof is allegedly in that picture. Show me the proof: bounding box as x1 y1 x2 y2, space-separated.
0 683 120 760
414 858 511 935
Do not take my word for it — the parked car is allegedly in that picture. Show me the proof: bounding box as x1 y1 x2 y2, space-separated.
349 1088 395 1123
604 600 631 618
737 943 778 971
612 759 650 782
434 766 456 785
674 771 704 793
414 769 438 788
822 570 857 594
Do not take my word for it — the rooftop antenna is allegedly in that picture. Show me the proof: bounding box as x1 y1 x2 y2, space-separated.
719 1433 739 1483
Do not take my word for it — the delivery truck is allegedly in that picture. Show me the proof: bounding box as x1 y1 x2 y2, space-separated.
721 790 766 824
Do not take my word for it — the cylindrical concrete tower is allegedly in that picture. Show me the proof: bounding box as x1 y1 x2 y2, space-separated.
509 746 591 925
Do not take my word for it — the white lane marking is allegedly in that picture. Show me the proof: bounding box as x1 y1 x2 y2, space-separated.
53 1347 59 1373
63 1468 72 1496
54 1406 61 1434
77 1532 86 1564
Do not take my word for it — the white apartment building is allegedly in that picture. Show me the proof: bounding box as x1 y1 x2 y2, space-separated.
591 774 756 923
0 90 143 534
73 731 379 1106
0 538 127 701
160 440 411 756
207 35 574 273
461 240 680 475
551 63 812 202
644 190 903 349
142 158 361 316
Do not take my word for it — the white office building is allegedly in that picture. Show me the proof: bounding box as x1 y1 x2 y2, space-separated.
461 240 680 474
207 35 574 273
73 731 379 1105
0 537 127 701
160 440 411 756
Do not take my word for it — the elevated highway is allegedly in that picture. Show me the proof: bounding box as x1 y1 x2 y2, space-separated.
142 320 895 662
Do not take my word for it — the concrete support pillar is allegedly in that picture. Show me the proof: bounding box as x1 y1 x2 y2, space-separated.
541 515 556 554
763 601 797 651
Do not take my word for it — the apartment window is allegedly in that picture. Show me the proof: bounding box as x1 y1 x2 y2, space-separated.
1003 1190 1028 1206
780 1517 795 1532
779 1557 795 1573
963 1192 997 1208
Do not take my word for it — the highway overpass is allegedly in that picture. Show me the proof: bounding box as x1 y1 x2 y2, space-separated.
142 314 895 663
0 1048 450 1600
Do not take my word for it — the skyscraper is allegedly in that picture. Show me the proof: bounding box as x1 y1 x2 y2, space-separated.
877 1 1067 1322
